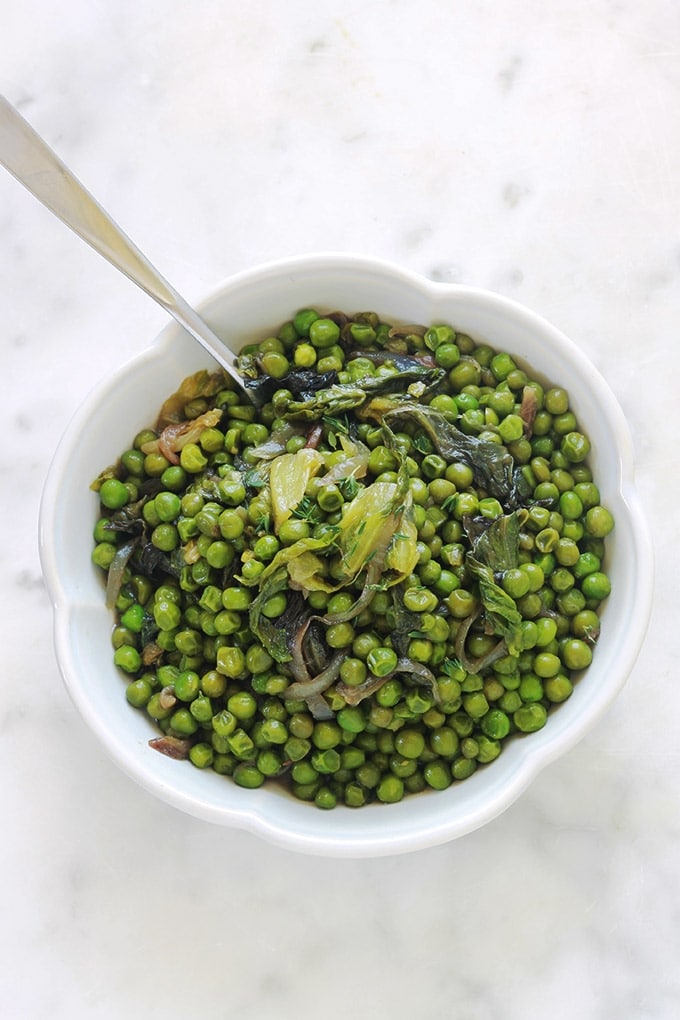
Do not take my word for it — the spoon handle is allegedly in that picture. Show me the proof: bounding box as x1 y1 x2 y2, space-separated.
0 95 245 389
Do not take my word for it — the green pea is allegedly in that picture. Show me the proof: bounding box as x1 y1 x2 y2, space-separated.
544 387 569 414
189 743 214 769
421 454 447 479
581 571 611 601
253 534 280 561
312 721 342 750
585 506 614 538
339 657 367 687
478 497 503 519
533 652 561 678
120 448 145 475
429 726 459 758
262 593 288 618
120 603 145 634
126 677 153 707
462 692 489 719
367 646 398 677
573 552 600 580
293 342 317 368
535 617 558 647
309 317 341 348
555 538 580 567
232 763 265 789
434 343 460 369
407 477 428 507
376 775 404 803
513 703 548 733
501 568 531 599
337 707 367 733
219 479 247 506
154 598 182 632
170 707 198 737
190 695 214 724
292 308 318 336
99 478 129 510
453 491 479 519
452 756 477 780
453 392 479 413
173 669 200 701
519 673 544 702
446 589 477 619
449 359 481 390
261 352 290 378
572 609 600 641
393 728 425 760
574 481 600 509
402 586 439 613
278 519 311 545
221 586 252 611
216 646 246 679
497 413 524 443
407 638 433 664
92 518 117 545
228 728 256 760
160 465 188 491
204 540 233 569
142 452 169 478
544 674 574 703
559 490 584 520
561 431 591 462
316 484 344 512
180 443 208 473
560 638 593 671
534 482 560 506
480 708 511 739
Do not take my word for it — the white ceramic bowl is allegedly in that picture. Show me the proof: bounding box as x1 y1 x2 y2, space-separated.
39 253 653 857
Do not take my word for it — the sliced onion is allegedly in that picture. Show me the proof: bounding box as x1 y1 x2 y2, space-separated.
395 657 440 702
304 692 335 721
454 608 507 673
143 408 223 465
336 673 392 705
316 453 368 486
105 537 138 609
283 650 345 704
149 735 192 759
250 422 302 460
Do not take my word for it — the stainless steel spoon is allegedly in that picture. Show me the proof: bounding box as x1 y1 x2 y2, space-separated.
0 95 249 396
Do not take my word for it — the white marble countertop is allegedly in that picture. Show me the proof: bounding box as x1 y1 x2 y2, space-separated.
1 2 677 1017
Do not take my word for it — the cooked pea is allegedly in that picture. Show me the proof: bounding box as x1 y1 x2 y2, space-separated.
367 646 398 677
560 638 593 671
99 478 129 510
232 763 265 789
544 674 574 702
376 775 404 803
581 571 611 601
125 676 153 707
309 317 340 348
513 703 548 733
585 506 615 538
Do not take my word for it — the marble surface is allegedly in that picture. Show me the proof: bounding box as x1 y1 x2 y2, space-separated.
1 1 677 1017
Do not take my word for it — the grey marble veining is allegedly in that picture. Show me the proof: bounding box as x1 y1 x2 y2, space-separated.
1 2 678 1018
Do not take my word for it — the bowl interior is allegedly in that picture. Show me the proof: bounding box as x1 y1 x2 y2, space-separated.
40 254 653 856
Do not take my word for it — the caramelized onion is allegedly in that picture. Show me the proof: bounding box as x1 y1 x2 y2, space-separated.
105 537 138 610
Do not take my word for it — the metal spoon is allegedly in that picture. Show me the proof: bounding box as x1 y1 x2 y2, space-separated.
0 95 250 397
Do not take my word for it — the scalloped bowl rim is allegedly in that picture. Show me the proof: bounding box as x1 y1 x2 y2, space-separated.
39 252 654 857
